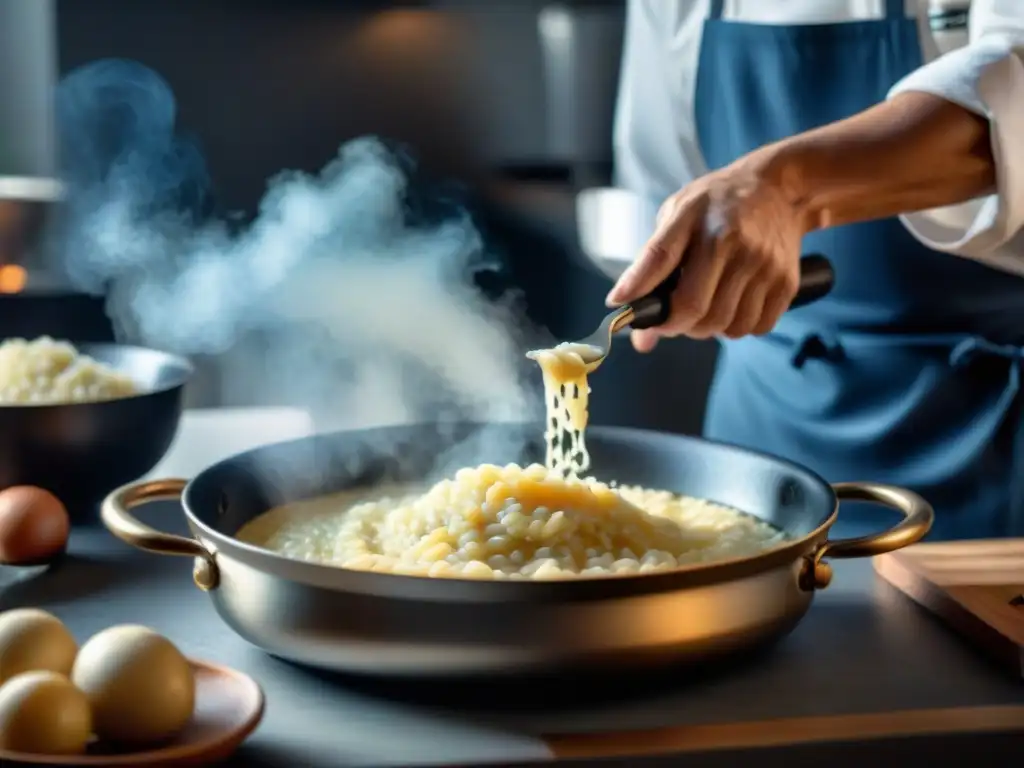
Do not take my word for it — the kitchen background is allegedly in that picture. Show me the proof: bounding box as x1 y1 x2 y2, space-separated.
2 0 718 433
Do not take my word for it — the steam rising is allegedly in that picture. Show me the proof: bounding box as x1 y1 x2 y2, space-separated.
50 59 541 449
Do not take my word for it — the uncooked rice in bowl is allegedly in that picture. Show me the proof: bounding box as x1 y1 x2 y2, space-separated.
0 336 137 404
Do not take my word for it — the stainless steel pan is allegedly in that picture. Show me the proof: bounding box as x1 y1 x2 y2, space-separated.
101 423 932 678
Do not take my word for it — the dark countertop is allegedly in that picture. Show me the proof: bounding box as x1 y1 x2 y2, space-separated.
1 511 1022 767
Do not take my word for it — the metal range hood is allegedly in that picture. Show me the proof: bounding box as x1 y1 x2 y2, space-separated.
537 2 624 189
0 0 63 203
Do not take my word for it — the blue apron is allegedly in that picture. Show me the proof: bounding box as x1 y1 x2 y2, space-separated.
695 0 1024 540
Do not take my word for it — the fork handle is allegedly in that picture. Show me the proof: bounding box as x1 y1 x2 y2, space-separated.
629 253 835 330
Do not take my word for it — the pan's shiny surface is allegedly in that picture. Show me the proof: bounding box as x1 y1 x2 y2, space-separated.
102 423 933 678
0 343 192 517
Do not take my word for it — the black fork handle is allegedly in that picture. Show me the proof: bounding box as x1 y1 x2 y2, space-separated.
629 253 834 331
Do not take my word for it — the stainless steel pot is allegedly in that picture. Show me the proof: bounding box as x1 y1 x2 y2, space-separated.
575 187 658 281
101 423 933 678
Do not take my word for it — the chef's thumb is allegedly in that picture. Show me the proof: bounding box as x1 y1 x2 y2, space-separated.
606 205 694 306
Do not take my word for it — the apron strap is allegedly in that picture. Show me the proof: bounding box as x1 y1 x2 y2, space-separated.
708 0 726 21
885 0 906 19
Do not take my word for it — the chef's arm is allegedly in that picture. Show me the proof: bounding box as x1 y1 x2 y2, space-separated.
756 92 994 232
759 0 1024 258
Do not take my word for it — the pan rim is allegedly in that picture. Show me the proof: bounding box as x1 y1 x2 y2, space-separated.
182 424 839 602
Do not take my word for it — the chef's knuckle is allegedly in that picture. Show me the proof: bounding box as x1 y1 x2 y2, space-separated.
752 314 774 335
669 306 699 330
726 311 757 338
766 307 787 332
689 293 714 320
779 269 800 297
643 242 675 272
702 305 732 333
724 247 751 272
715 230 742 256
656 197 677 224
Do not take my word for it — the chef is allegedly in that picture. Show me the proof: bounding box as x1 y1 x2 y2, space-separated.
602 0 1024 540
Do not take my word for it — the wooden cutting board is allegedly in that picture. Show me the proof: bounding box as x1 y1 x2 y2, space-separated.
874 539 1024 678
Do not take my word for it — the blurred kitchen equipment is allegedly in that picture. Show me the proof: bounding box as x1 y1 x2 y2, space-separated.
575 188 836 298
0 0 113 344
538 3 625 189
576 186 653 274
0 202 46 289
0 0 62 205
0 0 63 280
875 539 1024 679
0 344 192 521
575 186 658 281
573 255 836 369
103 422 932 679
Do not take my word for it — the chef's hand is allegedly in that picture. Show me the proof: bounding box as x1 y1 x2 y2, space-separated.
605 161 808 353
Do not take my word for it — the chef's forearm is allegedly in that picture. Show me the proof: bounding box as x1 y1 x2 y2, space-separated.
750 91 996 232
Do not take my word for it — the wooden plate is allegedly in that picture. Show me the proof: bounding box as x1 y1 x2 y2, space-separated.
0 659 265 767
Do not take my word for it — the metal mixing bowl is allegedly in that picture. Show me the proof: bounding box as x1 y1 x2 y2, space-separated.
0 343 192 519
101 423 933 678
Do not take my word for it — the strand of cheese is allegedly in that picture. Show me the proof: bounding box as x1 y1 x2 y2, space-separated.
526 343 599 478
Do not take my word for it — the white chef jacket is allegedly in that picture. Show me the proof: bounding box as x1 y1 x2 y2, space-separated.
614 0 1024 275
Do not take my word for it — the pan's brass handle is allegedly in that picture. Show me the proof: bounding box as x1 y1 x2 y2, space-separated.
799 482 934 591
101 478 219 591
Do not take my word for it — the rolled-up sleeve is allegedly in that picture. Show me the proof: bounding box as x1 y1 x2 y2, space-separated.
613 0 690 205
888 0 1024 268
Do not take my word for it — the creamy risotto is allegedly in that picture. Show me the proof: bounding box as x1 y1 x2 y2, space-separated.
0 337 138 404
234 339 786 580
236 463 785 579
